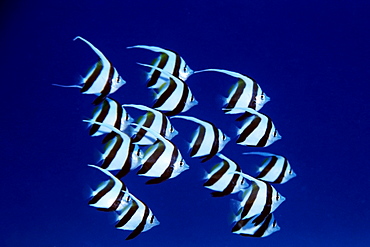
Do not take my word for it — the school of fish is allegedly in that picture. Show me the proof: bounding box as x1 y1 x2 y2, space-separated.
55 36 296 240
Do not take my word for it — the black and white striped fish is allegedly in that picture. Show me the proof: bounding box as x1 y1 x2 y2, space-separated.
171 115 230 162
194 68 269 119
232 172 285 226
89 98 133 143
88 165 132 212
127 45 193 89
232 213 280 238
138 63 198 116
123 104 178 145
234 108 281 147
134 123 189 184
53 36 125 105
243 152 296 184
84 120 142 178
115 192 160 240
203 154 248 197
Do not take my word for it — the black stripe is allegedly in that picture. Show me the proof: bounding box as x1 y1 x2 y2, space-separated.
252 183 273 225
126 204 150 240
137 141 165 175
115 200 139 228
164 80 190 117
201 124 220 163
159 114 168 137
132 112 155 143
147 54 168 87
273 158 288 184
92 64 114 105
253 213 273 237
231 217 253 233
146 145 178 184
190 126 205 157
236 116 260 144
224 79 245 112
153 78 177 109
115 142 136 179
89 99 110 136
81 60 103 93
235 111 254 122
256 156 277 180
171 54 181 77
101 100 122 143
240 183 259 219
98 190 124 212
203 160 229 187
88 179 115 205
256 118 273 147
248 81 259 110
101 135 123 169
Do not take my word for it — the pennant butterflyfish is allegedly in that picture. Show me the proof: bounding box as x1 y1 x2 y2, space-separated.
53 36 125 105
87 164 132 212
233 108 281 147
171 115 230 162
138 63 198 116
194 68 269 118
232 171 285 226
83 120 142 178
115 192 160 240
232 213 280 238
127 45 193 89
132 123 189 184
123 104 178 145
203 153 248 197
88 98 133 143
243 152 296 184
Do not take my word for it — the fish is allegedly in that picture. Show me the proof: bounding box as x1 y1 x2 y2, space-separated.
232 213 280 238
194 68 269 119
123 104 178 145
138 63 198 116
127 45 193 89
232 171 285 226
115 192 160 240
234 108 281 147
243 152 296 184
133 123 189 184
203 153 248 197
171 115 230 162
87 164 132 212
83 120 142 178
53 36 125 105
88 98 133 143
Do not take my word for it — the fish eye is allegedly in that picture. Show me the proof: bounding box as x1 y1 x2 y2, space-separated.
184 66 187 72
276 194 280 200
126 196 131 202
136 148 141 156
222 133 226 140
170 126 174 133
180 160 184 167
125 113 130 121
273 220 277 228
261 94 265 100
241 178 245 185
289 169 293 175
191 95 194 102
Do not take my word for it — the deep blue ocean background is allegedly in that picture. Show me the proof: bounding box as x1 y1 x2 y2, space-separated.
1 0 370 246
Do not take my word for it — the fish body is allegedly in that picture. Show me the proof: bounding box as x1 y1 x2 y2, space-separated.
203 154 248 197
139 63 198 116
133 123 189 184
235 108 281 147
88 165 132 212
127 45 193 89
84 120 142 178
171 115 230 162
232 172 285 225
194 69 269 115
116 192 160 240
232 213 280 238
243 152 296 184
89 98 133 141
123 104 178 145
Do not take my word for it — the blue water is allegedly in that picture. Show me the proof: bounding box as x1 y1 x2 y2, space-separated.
1 0 370 246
